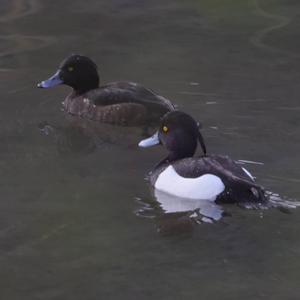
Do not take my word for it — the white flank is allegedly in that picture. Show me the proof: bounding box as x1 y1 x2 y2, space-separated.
154 166 225 200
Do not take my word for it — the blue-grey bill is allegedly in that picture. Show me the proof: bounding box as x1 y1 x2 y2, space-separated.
138 131 160 148
37 70 63 88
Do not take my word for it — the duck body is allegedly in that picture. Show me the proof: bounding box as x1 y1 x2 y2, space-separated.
62 81 173 126
38 55 175 126
150 154 264 205
139 111 268 207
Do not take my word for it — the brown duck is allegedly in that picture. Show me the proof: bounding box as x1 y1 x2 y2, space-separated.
38 54 175 126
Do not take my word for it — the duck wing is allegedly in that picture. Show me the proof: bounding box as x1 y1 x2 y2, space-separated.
171 155 249 179
89 81 175 113
172 155 267 205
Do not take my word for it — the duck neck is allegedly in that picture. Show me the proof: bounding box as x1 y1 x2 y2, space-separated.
155 151 190 169
73 81 99 96
72 72 100 96
168 151 193 163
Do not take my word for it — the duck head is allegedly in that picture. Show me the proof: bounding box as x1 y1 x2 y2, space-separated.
139 111 207 162
37 54 99 95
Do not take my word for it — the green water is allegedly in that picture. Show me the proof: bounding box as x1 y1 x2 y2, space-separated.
0 0 300 299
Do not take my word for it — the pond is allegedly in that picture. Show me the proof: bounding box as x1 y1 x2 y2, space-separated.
0 0 300 299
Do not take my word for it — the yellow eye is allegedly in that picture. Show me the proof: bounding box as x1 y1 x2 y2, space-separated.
162 126 169 133
68 66 74 72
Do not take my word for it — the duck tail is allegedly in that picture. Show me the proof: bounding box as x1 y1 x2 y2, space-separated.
236 181 270 209
251 185 267 202
221 171 269 208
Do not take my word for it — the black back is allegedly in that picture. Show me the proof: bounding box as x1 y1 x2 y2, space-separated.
90 81 174 113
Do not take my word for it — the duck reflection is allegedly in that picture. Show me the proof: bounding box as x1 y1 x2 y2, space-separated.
39 114 150 156
154 189 224 222
39 119 97 155
136 189 226 236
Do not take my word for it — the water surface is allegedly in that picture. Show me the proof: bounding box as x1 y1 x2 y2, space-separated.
1 0 300 299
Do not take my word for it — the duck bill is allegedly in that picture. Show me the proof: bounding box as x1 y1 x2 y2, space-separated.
138 131 160 148
37 70 63 88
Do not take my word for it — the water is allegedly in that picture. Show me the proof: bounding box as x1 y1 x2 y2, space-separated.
1 0 300 299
